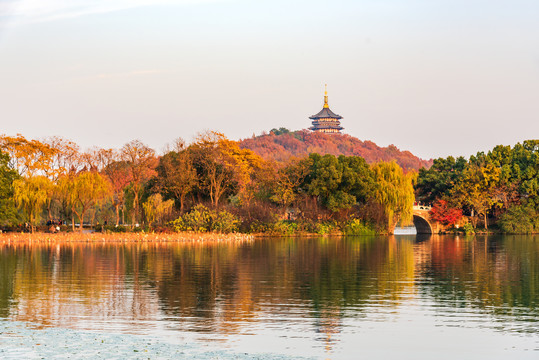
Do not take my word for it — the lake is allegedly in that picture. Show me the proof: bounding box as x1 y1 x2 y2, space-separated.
1 235 539 359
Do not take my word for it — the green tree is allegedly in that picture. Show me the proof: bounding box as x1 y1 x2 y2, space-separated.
0 151 19 225
415 156 467 204
303 154 374 214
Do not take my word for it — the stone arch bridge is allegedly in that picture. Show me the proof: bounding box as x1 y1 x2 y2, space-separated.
401 205 444 234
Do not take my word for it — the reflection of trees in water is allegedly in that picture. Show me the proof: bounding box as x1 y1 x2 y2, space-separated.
416 235 539 324
0 243 162 329
0 235 538 338
0 239 416 336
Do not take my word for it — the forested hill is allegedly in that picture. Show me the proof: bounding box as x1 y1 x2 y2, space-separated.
239 129 432 171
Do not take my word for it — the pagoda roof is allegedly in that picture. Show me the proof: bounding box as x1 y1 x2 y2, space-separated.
309 107 343 120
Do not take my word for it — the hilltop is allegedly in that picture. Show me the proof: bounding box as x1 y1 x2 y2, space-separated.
239 128 432 171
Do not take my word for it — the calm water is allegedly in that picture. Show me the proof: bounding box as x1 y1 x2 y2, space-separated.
1 235 539 359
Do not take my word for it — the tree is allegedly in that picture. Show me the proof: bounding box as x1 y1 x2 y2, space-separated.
270 157 311 209
143 193 174 228
415 156 467 204
155 149 197 213
452 164 502 229
0 151 19 225
62 172 112 232
0 134 58 177
371 161 415 231
13 176 52 232
302 154 375 215
41 136 81 180
189 131 264 207
102 159 132 226
429 200 463 226
121 140 156 226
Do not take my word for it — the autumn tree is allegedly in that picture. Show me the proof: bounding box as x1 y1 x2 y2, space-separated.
102 158 132 226
13 176 52 232
429 200 463 226
155 146 197 213
0 134 58 177
41 136 81 180
189 131 264 207
270 157 311 209
121 140 156 226
452 163 502 229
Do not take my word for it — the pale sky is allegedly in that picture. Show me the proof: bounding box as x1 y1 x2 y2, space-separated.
0 0 538 159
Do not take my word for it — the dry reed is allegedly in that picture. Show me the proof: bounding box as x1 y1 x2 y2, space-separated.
0 231 254 246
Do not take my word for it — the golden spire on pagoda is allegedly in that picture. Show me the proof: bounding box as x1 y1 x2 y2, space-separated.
323 84 329 108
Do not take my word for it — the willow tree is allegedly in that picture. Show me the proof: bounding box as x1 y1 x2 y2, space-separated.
13 176 52 233
371 162 415 231
143 193 174 228
61 172 112 232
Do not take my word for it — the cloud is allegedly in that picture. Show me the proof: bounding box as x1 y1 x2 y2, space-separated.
1 0 225 23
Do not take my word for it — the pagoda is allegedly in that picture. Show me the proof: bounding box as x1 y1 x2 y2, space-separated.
309 85 343 134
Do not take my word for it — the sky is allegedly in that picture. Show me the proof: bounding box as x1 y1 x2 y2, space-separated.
0 0 538 159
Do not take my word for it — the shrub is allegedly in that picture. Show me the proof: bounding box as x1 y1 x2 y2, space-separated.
212 210 240 233
175 204 212 232
247 220 273 234
172 205 240 233
272 220 298 235
461 222 475 235
314 222 338 235
343 219 376 236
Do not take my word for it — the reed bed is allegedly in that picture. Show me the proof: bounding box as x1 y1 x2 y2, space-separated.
0 231 254 246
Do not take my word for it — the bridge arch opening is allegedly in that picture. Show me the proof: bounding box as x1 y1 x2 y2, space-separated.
394 215 433 235
412 215 433 234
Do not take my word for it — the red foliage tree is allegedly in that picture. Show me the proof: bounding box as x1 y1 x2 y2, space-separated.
429 200 463 226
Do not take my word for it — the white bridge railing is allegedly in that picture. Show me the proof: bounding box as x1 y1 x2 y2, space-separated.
413 204 432 211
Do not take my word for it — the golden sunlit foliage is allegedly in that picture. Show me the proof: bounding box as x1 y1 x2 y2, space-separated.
371 162 416 230
1 131 423 234
13 176 52 232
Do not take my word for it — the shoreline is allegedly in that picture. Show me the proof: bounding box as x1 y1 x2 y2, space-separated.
0 231 254 245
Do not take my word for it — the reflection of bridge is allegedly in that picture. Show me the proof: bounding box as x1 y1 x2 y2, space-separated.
409 205 443 234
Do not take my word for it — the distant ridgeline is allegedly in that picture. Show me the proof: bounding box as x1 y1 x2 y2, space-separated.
239 128 432 172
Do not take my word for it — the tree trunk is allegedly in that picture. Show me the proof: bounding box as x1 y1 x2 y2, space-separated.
115 204 120 226
132 190 139 227
47 202 52 221
71 206 76 231
484 212 488 230
180 194 185 214
79 210 85 233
